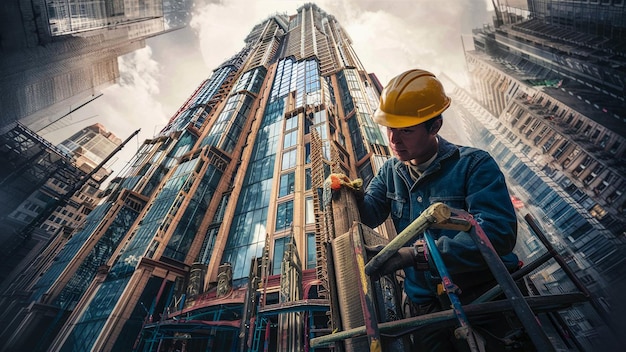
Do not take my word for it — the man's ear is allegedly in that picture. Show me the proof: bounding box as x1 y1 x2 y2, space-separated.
429 119 442 135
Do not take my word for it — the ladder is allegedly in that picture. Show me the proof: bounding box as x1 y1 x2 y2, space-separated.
250 316 270 352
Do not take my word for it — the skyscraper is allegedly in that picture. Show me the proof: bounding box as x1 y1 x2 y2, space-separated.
2 4 394 351
455 0 626 349
0 123 121 283
0 0 193 132
0 122 121 350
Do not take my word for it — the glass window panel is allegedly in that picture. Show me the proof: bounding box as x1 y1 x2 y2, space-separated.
279 172 295 198
284 130 297 148
272 237 289 275
305 168 311 190
305 197 314 224
282 149 297 170
305 143 310 164
286 115 298 131
275 200 293 231
307 232 316 269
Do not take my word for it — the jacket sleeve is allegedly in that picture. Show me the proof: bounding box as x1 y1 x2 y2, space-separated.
435 153 518 275
357 163 392 229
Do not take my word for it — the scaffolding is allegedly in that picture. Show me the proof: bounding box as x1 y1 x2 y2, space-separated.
309 197 608 351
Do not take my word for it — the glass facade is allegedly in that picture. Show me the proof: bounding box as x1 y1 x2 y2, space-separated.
47 0 164 36
30 202 113 302
55 203 141 310
450 62 625 347
6 5 393 351
62 153 210 350
530 0 626 38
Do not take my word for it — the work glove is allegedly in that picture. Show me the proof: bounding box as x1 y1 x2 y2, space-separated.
327 173 363 191
366 240 429 280
323 173 363 206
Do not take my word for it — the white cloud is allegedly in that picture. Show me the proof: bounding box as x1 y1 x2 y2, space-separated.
190 0 301 72
117 46 162 96
328 1 486 87
104 47 169 131
190 0 489 87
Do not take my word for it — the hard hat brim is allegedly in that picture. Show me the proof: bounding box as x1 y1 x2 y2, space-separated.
372 98 450 128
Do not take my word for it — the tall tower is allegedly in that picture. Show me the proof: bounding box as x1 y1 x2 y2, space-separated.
0 122 121 350
0 123 120 282
0 0 193 131
460 0 626 349
6 4 392 352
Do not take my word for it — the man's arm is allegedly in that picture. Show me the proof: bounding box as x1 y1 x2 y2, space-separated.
436 153 518 275
357 167 392 229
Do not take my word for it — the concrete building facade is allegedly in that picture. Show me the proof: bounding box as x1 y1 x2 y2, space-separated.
456 0 626 349
0 0 192 132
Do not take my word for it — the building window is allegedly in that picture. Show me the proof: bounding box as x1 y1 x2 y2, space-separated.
595 181 609 194
574 120 583 130
583 165 603 185
607 190 622 204
305 143 311 164
286 115 298 131
609 141 620 154
533 126 548 145
591 129 600 139
552 140 569 159
589 204 607 220
305 168 312 190
524 237 541 253
279 172 295 198
572 155 592 177
272 236 291 275
307 232 316 269
275 200 293 231
282 149 297 170
541 135 555 153
599 135 610 148
305 197 314 224
284 130 297 149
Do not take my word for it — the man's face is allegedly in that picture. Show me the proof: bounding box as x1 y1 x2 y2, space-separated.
386 123 436 164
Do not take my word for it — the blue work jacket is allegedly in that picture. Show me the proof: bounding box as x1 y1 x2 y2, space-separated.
359 137 519 304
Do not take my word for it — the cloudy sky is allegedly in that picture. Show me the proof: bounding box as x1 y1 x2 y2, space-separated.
46 0 494 181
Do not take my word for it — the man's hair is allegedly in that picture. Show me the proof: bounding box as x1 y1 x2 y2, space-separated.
423 115 443 132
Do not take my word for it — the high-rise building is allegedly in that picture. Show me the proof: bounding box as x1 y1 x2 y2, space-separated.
37 124 121 237
56 123 122 172
0 122 121 350
0 0 193 132
455 0 626 349
0 123 120 270
0 124 86 282
0 123 120 283
1 4 395 351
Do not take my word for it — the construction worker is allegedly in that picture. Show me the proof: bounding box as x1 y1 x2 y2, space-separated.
354 69 523 350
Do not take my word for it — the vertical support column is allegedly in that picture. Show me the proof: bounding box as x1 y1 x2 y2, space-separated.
329 186 361 234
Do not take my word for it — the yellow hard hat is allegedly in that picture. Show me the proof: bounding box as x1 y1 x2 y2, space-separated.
373 69 451 128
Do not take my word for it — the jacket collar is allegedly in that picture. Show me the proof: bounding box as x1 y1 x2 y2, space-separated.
392 136 460 186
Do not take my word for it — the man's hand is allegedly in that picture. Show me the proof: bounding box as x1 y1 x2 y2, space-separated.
327 173 363 191
367 240 429 280
323 173 364 206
